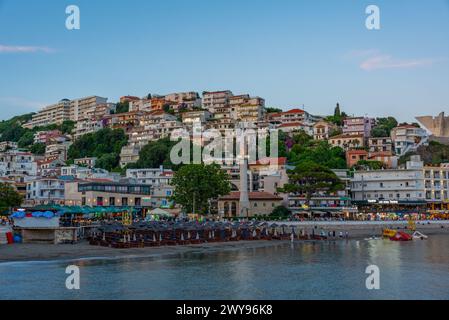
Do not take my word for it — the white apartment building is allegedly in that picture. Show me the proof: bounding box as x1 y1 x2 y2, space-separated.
27 99 71 128
60 165 120 181
390 125 428 156
0 151 37 179
70 96 108 121
25 177 65 206
423 163 449 207
351 156 425 202
126 166 174 186
74 118 104 139
202 90 233 118
232 96 266 122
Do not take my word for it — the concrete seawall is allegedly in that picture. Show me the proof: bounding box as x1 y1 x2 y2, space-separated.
278 220 449 238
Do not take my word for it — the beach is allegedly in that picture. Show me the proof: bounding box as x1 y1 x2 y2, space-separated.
1 220 449 263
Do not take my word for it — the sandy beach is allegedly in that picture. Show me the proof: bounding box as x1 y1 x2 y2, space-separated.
1 220 449 263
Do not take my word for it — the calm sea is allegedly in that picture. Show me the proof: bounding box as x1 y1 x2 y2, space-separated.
1 235 449 300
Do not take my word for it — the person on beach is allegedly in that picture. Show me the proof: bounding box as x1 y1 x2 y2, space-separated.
345 231 349 239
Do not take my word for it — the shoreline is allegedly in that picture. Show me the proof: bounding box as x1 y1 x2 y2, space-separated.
1 221 449 263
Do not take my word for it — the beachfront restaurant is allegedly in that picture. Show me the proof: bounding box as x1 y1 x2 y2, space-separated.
288 195 354 219
352 199 430 220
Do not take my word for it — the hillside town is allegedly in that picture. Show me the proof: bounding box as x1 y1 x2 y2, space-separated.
1 90 449 227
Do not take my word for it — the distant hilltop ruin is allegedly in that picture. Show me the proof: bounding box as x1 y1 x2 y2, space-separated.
416 112 449 138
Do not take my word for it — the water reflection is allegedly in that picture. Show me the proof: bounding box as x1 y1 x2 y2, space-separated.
1 236 449 300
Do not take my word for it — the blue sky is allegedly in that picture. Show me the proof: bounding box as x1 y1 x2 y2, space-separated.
0 0 448 121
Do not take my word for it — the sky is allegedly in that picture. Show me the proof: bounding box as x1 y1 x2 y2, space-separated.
0 0 448 122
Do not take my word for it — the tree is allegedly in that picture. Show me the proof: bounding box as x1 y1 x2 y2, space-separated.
60 120 76 134
265 107 283 114
269 206 291 219
114 102 129 114
17 131 35 148
371 117 398 137
30 143 46 155
126 138 179 170
280 160 344 207
0 183 22 212
95 153 120 171
334 103 341 117
354 160 385 170
171 163 231 215
67 128 127 170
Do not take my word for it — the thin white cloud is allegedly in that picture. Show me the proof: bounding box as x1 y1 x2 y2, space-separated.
347 49 436 71
0 44 54 54
360 55 434 71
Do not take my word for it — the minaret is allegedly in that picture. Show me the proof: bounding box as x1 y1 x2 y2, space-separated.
239 130 250 218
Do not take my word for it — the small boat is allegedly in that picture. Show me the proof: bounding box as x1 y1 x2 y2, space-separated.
390 231 413 242
382 229 397 238
412 231 428 240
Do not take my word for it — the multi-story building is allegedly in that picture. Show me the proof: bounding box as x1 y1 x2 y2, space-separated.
181 110 212 125
0 151 37 179
74 157 97 168
368 137 393 153
390 124 428 156
346 149 369 168
60 165 120 181
126 166 174 186
423 163 449 210
36 159 65 177
70 96 108 121
27 99 71 128
164 91 202 112
64 180 152 207
313 120 337 140
268 109 311 126
24 96 109 128
232 96 265 122
343 117 375 138
74 118 104 139
202 90 233 118
0 141 18 152
45 143 70 162
351 156 425 203
25 177 65 206
33 130 63 145
329 134 365 150
249 157 289 206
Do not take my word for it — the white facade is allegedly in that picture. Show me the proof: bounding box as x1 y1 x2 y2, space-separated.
26 178 65 206
351 156 425 202
126 166 174 186
391 125 428 156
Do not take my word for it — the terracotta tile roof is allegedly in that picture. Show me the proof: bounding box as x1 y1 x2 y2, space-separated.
278 122 305 128
219 191 283 201
249 157 287 166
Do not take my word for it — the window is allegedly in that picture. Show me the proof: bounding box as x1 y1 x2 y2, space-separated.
109 197 115 206
122 197 128 206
